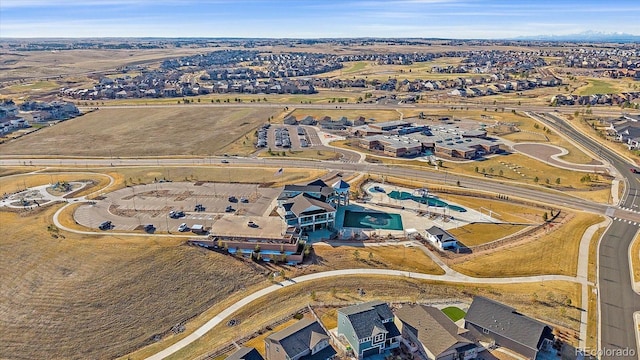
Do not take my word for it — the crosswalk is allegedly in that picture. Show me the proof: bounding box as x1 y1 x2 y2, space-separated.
618 206 640 214
613 217 639 226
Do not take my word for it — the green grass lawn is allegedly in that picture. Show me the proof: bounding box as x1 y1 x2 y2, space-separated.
441 306 466 322
578 79 620 96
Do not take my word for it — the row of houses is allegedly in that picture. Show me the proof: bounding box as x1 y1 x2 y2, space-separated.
605 113 640 149
448 77 562 98
229 297 556 360
551 92 640 106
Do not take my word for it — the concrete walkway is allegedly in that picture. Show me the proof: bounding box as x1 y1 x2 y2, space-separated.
145 267 583 360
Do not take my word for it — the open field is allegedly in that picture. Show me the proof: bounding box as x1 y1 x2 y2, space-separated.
0 205 268 360
310 244 445 275
289 108 401 121
153 276 581 360
436 193 547 223
0 47 234 83
0 166 41 177
319 59 476 81
0 107 279 157
576 77 638 96
450 212 604 277
448 224 531 247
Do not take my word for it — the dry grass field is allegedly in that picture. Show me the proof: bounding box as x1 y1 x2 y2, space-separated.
0 205 269 360
448 224 530 247
289 108 401 121
450 212 604 277
309 244 445 275
319 59 476 81
436 193 547 223
0 107 278 157
0 172 110 197
631 232 640 286
588 226 607 284
154 276 581 360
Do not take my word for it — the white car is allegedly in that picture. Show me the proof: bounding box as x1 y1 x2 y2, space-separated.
178 223 188 232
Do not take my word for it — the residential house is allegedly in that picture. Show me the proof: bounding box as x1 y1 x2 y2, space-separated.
227 347 264 360
265 318 336 360
425 226 458 250
337 301 401 359
395 304 478 360
464 296 554 360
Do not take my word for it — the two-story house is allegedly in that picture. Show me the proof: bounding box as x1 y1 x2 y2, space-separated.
337 301 401 359
265 318 336 360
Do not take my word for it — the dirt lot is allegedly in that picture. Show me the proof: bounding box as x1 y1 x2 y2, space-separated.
0 205 269 360
0 107 278 157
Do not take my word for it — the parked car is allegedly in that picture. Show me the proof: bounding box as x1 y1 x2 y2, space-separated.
225 205 235 212
240 197 248 203
228 196 237 202
194 204 205 212
143 224 155 233
98 221 112 230
247 221 258 228
178 223 188 232
169 210 185 218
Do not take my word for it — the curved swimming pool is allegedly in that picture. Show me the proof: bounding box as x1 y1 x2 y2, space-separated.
386 190 467 212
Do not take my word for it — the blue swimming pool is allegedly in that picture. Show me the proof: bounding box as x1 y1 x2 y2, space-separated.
343 210 403 230
387 190 467 212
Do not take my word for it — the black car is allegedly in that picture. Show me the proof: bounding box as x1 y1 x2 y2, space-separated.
98 221 112 230
228 196 237 203
143 224 155 233
225 205 235 213
194 204 205 212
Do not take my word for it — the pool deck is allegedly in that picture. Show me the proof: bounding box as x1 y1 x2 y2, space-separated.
360 182 501 230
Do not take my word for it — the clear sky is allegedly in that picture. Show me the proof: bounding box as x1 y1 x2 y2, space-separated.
0 0 637 39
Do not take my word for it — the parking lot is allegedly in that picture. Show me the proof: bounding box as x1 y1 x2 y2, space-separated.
74 182 280 232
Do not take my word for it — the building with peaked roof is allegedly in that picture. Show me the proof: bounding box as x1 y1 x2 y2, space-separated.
425 226 459 250
395 304 478 360
265 318 336 360
337 301 401 359
464 296 554 359
332 179 350 206
227 347 265 360
278 179 340 232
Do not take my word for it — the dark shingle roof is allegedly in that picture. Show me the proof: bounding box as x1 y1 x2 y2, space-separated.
266 319 329 358
425 226 456 241
289 193 336 217
338 301 395 340
465 296 551 351
226 347 264 360
396 304 473 357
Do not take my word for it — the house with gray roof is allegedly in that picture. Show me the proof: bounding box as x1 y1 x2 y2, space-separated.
425 226 458 250
395 304 478 360
464 296 554 359
227 347 264 360
337 301 401 359
265 318 336 360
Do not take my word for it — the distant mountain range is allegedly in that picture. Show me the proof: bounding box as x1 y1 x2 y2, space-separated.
513 31 640 43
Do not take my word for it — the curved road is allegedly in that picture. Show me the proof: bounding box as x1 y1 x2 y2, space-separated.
533 112 640 360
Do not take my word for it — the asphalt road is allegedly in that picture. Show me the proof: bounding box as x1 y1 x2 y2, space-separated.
2 156 635 220
537 112 640 359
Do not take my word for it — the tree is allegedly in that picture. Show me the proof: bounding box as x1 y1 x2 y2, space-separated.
534 176 539 183
368 252 374 260
353 250 360 260
499 169 504 177
555 177 561 185
437 160 443 168
474 166 479 173
542 212 548 222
